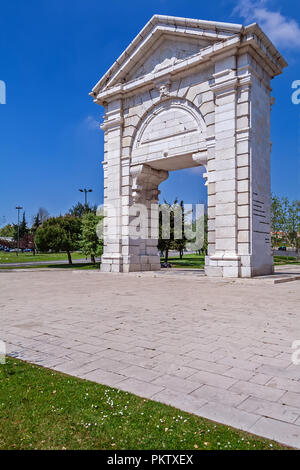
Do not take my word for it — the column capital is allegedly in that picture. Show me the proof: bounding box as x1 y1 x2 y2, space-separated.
130 164 169 203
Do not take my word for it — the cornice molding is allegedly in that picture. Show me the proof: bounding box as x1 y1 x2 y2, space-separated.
100 117 124 131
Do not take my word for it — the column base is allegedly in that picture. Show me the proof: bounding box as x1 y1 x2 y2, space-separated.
101 254 123 273
101 254 162 273
205 254 274 278
123 254 161 273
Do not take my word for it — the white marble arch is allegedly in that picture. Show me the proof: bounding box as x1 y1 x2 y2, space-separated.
91 15 287 277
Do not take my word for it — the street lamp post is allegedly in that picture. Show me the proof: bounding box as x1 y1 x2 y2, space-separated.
79 188 93 206
15 206 23 256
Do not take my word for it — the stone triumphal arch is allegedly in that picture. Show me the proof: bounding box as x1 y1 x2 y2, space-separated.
90 15 286 277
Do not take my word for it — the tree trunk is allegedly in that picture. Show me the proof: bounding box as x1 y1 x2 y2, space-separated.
165 248 169 263
91 254 96 264
180 249 183 260
67 251 72 265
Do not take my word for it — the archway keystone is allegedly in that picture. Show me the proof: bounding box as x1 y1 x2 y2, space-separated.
91 15 287 277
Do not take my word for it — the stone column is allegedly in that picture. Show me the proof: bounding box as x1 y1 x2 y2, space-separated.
122 164 168 273
100 97 124 273
205 54 274 278
205 59 241 278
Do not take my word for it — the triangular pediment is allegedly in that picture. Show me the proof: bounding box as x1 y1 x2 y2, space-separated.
90 15 287 101
91 15 243 95
126 35 212 82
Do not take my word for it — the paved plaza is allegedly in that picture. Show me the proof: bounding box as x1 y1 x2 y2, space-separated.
1 268 300 448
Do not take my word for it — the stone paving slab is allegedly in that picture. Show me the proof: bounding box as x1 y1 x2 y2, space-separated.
0 269 300 448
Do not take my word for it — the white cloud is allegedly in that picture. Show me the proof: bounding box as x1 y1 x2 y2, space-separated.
234 0 300 49
84 115 100 130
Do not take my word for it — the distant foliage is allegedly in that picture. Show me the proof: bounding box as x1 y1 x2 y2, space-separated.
13 212 29 244
158 199 186 263
19 233 35 251
35 216 82 264
80 212 103 264
68 202 97 218
0 224 14 237
271 195 300 256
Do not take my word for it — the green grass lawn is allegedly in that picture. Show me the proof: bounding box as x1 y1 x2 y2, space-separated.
46 262 100 270
273 255 300 265
0 262 100 270
163 254 205 269
0 358 286 450
163 254 300 269
0 252 298 271
0 251 84 264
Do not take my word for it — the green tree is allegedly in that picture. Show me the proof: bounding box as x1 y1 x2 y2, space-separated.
31 210 47 255
196 213 208 255
286 200 300 257
68 202 96 218
271 195 300 256
158 199 184 263
19 212 28 239
32 213 41 232
0 224 14 237
35 216 81 264
80 213 103 264
271 195 288 247
172 201 187 259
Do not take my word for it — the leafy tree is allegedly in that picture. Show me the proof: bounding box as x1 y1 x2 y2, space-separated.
68 202 96 218
286 200 300 257
158 199 185 263
196 213 208 255
271 195 288 246
172 201 187 259
35 216 82 264
29 214 41 255
0 224 14 237
32 213 41 232
271 195 300 256
80 213 103 264
19 212 29 240
31 209 50 254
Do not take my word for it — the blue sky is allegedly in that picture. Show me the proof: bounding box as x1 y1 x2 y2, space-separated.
0 0 299 226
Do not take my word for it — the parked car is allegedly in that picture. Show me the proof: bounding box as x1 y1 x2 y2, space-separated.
23 249 33 252
278 246 287 251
